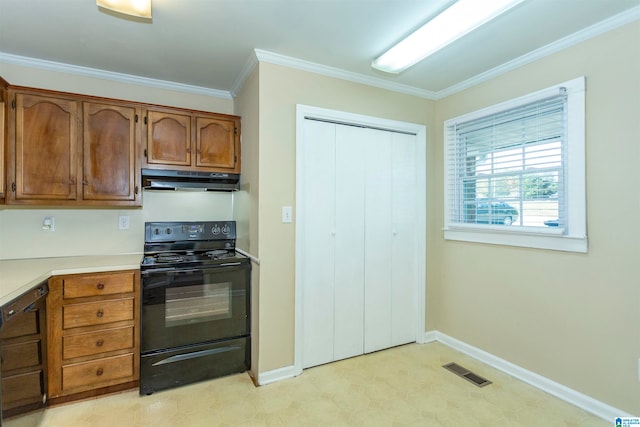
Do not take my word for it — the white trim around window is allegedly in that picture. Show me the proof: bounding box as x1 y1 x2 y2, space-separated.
443 77 587 253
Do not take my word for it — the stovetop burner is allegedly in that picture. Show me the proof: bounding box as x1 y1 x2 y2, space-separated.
154 253 186 263
205 249 231 259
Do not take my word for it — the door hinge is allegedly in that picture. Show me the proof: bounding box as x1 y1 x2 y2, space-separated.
11 182 16 192
135 114 139 123
234 155 237 163
144 148 147 158
11 99 16 109
134 185 139 195
144 116 148 125
234 127 238 135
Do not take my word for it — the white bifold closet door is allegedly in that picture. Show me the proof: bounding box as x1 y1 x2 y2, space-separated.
301 119 417 369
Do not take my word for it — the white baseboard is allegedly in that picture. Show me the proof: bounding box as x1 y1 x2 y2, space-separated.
257 364 299 386
426 330 633 421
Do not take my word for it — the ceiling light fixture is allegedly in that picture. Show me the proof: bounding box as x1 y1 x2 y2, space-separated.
372 0 524 74
96 0 152 19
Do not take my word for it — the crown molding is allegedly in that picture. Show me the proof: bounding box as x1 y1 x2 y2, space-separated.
434 5 640 99
251 6 639 101
254 49 439 100
230 52 259 98
0 52 233 100
1 5 637 102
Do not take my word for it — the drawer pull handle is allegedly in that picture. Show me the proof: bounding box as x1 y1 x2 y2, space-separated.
96 283 105 290
96 310 104 318
96 368 104 376
96 339 104 347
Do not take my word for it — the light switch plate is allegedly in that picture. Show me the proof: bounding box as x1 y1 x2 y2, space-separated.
282 206 293 223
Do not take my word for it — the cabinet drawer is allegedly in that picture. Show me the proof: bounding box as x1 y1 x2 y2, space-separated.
63 298 133 329
63 272 134 299
63 326 134 359
2 370 44 409
62 353 134 391
1 339 42 372
0 310 39 339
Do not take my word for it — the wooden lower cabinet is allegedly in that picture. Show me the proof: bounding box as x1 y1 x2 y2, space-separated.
47 270 140 401
0 303 47 417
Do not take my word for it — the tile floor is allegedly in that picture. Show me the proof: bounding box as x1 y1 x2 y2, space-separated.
8 342 609 426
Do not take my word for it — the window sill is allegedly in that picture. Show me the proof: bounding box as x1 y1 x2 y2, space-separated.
443 226 588 253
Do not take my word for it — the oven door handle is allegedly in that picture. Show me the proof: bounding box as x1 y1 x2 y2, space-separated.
151 346 242 366
141 262 245 276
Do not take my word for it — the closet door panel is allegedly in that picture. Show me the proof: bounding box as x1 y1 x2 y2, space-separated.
363 130 393 354
391 133 418 346
333 126 366 361
301 121 336 368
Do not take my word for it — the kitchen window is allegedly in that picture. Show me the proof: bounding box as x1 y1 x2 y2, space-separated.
444 77 586 252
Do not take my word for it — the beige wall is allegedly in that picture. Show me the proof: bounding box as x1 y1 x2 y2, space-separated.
0 191 233 259
233 64 261 378
433 21 640 414
255 62 435 372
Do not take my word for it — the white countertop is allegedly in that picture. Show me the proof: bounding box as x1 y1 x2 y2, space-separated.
0 254 143 307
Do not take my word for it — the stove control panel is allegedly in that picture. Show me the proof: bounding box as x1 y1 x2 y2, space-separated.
145 221 236 242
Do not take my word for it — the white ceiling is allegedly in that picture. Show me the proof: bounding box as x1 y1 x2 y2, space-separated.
0 0 638 99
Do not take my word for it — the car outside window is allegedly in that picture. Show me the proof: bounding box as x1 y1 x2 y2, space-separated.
444 77 587 253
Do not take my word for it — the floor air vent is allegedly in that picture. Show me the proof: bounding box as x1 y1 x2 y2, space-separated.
442 362 492 387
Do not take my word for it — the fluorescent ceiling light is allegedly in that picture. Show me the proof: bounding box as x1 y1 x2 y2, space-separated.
372 0 524 74
97 0 152 19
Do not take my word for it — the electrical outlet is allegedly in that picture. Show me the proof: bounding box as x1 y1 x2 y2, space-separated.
42 216 55 231
118 215 130 230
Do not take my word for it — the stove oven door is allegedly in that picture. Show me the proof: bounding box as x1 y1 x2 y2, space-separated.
141 262 250 354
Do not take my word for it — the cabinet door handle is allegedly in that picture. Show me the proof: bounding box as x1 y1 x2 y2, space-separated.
96 339 104 347
96 283 105 290
96 368 104 376
96 309 104 318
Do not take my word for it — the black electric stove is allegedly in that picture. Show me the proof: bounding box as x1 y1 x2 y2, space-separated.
140 221 251 395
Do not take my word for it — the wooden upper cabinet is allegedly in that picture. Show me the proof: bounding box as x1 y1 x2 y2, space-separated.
83 102 139 202
0 77 7 201
195 116 237 169
2 80 241 207
146 110 191 166
145 108 240 173
13 92 79 201
0 101 5 200
6 89 141 206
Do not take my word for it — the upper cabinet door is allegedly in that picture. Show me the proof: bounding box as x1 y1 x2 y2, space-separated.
146 110 191 166
0 101 5 200
83 102 139 202
195 116 238 171
14 93 79 201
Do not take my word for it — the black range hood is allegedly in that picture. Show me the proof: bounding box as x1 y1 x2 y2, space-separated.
142 168 240 192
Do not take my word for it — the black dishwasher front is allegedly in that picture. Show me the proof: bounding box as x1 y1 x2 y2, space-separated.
0 281 48 426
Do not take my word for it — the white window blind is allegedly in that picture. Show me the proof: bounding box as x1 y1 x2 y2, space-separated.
447 90 567 229
443 77 587 252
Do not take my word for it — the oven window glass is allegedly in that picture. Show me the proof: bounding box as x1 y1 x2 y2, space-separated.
165 282 232 327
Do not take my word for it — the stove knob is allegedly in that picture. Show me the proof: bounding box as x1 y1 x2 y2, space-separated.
212 225 221 235
166 228 172 235
154 228 160 235
222 225 230 235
